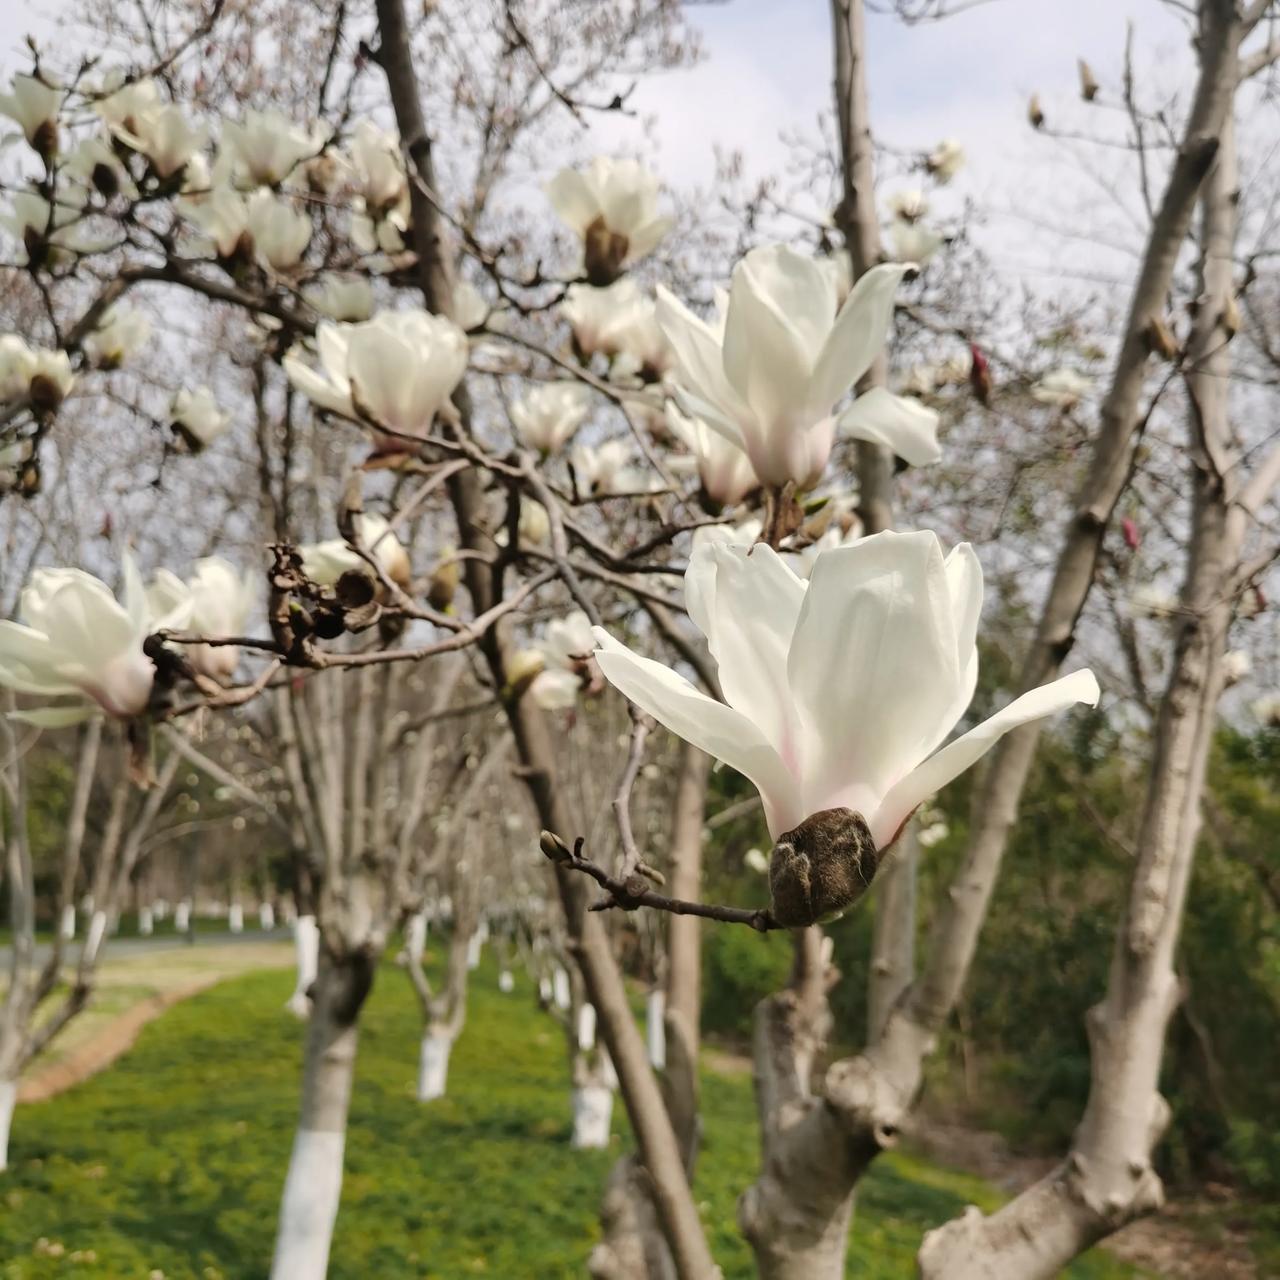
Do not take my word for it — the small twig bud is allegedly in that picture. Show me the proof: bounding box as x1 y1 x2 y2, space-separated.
540 830 573 863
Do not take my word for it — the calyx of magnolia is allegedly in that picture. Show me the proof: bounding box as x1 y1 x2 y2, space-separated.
768 807 880 928
584 216 630 287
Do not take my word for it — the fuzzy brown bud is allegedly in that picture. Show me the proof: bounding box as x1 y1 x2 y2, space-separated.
767 807 879 928
582 216 630 287
1028 94 1045 129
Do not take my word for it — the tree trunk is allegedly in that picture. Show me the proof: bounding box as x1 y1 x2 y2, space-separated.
417 1028 454 1101
270 947 374 1280
287 914 320 1019
0 1078 13 1173
867 823 917 1041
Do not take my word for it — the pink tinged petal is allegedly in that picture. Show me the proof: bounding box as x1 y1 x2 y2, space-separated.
785 530 965 822
837 388 942 468
869 668 1102 850
809 263 911 413
592 628 800 837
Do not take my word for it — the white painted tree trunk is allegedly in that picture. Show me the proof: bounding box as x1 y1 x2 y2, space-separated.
498 969 514 993
572 1083 615 1150
228 903 244 934
552 966 571 1010
259 902 276 930
646 989 666 1070
539 976 553 1004
577 1003 597 1051
287 916 320 1019
405 912 426 965
174 899 191 932
59 904 76 941
271 1124 345 1278
0 1080 15 1173
153 899 169 921
465 929 482 970
83 910 107 966
138 906 154 937
417 1030 454 1101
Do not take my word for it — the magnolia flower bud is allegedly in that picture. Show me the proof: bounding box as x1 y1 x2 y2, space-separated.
428 552 460 612
583 217 630 288
1078 59 1099 102
506 648 546 699
768 807 880 928
1145 315 1179 361
1028 94 1045 129
969 343 992 405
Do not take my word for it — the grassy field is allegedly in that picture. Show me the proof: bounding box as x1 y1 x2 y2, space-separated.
0 953 1146 1279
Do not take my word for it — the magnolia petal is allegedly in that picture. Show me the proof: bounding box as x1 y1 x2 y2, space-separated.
869 668 1102 849
593 628 798 836
9 703 98 728
837 388 942 467
545 170 597 234
809 263 910 412
655 287 748 424
284 352 355 418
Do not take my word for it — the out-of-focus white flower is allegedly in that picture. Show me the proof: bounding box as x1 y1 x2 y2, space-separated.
112 102 207 179
306 275 375 322
284 309 468 448
245 189 311 271
0 557 192 726
890 219 944 264
1251 693 1280 726
530 610 597 710
926 138 965 183
0 73 61 156
181 185 250 258
220 109 325 188
0 192 84 265
1133 586 1178 618
170 386 229 452
561 279 647 359
520 501 551 545
546 157 671 285
1032 367 1092 408
300 513 410 590
888 190 929 222
744 847 769 874
1222 650 1251 684
64 137 135 199
0 335 74 410
666 403 758 510
351 196 409 256
95 77 160 138
658 245 939 490
918 820 950 848
691 518 762 557
344 119 406 211
593 530 1099 846
149 557 255 683
572 439 654 496
511 382 591 454
819 251 854 310
610 301 674 385
782 519 865 580
454 281 490 333
84 304 151 369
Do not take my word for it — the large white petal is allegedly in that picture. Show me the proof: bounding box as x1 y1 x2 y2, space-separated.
593 628 799 836
869 668 1102 849
546 169 599 234
786 530 964 821
837 388 941 467
655 287 749 423
9 703 97 728
809 263 910 412
284 352 354 418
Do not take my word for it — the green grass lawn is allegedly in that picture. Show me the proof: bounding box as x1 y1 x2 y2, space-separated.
0 955 1146 1279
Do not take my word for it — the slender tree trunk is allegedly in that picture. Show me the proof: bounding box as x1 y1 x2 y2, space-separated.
867 823 917 1040
270 947 375 1280
288 914 320 1019
0 1077 13 1172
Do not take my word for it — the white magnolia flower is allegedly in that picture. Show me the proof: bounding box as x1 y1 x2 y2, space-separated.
530 667 581 711
546 157 672 284
1133 585 1177 618
511 382 591 454
657 245 940 489
744 847 769 875
344 120 407 211
918 820 950 848
245 189 311 271
890 219 945 264
1252 693 1280 727
306 275 375 322
530 611 596 710
221 109 325 187
64 137 135 199
284 309 468 447
300 513 410 589
782 520 865 580
171 386 229 451
666 403 758 509
572 439 653 496
561 279 647 359
84 304 151 368
520 501 551 545
181 185 250 258
113 102 207 179
0 73 61 155
1032 367 1092 408
96 77 161 137
351 197 409 256
0 335 74 409
1222 650 1251 683
454 281 491 333
0 192 82 265
593 530 1099 846
926 138 965 183
0 335 35 399
819 251 854 310
149 557 255 683
888 189 929 222
0 557 192 726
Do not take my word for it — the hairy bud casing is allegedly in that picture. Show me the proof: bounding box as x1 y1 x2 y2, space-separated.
768 807 879 928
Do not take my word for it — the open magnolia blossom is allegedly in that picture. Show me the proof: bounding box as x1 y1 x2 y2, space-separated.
170 386 229 452
344 120 407 212
546 157 672 285
572 439 655 497
352 196 409 256
306 275 375 322
888 190 929 222
245 190 311 272
453 281 492 334
0 73 61 155
666 403 758 509
0 334 74 409
84 304 151 368
65 137 136 200
609 302 674 385
593 529 1099 848
1222 650 1251 684
148 557 256 683
284 309 467 447
926 138 966 182
300 514 411 590
1 191 83 265
111 98 207 179
220 109 324 188
890 219 944 265
530 611 597 710
181 186 249 258
657 245 940 490
1253 693 1280 727
511 382 591 454
561 279 646 359
1032 367 1092 408
0 558 192 727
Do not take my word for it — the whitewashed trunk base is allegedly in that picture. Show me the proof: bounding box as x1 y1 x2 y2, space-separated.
405 912 426 966
59 904 76 941
174 900 191 932
552 966 571 1011
259 902 276 930
286 916 320 1019
465 931 482 970
0 1080 15 1173
228 904 244 934
417 1031 453 1101
577 1003 597 1052
138 907 153 937
83 910 107 966
571 1084 614 1150
498 969 514 993
269 1127 345 1280
646 989 666 1070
